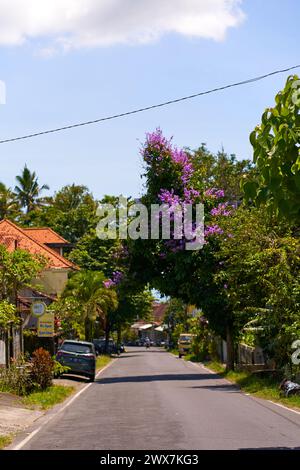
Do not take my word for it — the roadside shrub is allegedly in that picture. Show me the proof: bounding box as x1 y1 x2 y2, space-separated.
0 358 34 396
30 348 54 390
191 336 210 362
52 358 70 378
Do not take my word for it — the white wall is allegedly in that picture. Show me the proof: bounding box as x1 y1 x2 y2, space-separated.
0 337 6 366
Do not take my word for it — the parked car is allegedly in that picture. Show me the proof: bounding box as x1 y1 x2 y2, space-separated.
93 338 122 355
56 340 96 382
93 339 106 355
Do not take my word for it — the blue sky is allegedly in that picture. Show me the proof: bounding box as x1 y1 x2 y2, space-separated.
0 0 299 200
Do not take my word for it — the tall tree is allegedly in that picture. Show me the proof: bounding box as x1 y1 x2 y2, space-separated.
60 270 118 341
127 129 254 369
216 206 300 369
14 165 49 214
0 183 20 220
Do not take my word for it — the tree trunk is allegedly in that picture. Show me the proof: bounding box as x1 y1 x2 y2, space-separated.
117 325 122 347
85 318 92 342
226 324 235 371
105 323 110 354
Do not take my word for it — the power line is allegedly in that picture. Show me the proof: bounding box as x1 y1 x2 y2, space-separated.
1 63 299 145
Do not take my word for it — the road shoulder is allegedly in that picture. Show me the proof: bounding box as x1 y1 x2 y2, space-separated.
3 356 116 450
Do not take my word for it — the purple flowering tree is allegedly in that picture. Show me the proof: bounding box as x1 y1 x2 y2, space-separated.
128 128 238 369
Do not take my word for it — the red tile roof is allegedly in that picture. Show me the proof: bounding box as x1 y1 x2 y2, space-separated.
0 219 77 270
23 227 70 245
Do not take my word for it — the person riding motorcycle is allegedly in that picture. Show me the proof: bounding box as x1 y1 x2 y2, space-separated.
145 337 151 349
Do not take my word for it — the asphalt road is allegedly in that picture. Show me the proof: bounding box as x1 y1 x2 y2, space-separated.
20 347 300 450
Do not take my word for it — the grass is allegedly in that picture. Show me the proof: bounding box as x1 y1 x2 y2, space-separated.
0 435 13 450
204 361 300 411
169 348 179 356
23 385 74 410
96 354 112 370
1 355 112 414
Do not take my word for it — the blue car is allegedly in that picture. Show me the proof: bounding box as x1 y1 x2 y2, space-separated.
56 340 96 382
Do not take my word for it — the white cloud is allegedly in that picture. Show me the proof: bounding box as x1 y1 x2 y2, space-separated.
0 0 245 52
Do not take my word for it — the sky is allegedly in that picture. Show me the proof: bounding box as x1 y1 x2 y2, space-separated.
0 0 299 200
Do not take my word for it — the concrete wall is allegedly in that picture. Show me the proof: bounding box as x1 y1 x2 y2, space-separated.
238 343 266 365
0 333 5 366
32 269 70 296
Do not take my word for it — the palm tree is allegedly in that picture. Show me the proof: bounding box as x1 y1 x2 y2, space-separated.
0 183 21 220
62 270 118 341
14 165 49 213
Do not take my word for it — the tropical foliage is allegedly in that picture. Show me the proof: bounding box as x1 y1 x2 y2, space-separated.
244 75 300 224
14 165 49 214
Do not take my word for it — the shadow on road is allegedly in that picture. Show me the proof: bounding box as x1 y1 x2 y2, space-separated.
123 349 169 354
117 354 144 359
190 384 239 393
240 446 300 450
95 372 225 385
59 374 90 383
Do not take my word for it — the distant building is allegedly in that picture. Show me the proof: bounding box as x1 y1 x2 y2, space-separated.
130 301 169 345
152 301 168 323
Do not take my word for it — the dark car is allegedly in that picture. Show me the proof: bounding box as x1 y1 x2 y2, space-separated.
93 338 122 355
56 340 96 382
92 339 106 355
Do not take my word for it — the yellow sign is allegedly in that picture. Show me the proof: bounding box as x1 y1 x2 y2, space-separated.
37 311 54 338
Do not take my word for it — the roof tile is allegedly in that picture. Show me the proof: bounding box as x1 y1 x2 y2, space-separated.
0 219 77 270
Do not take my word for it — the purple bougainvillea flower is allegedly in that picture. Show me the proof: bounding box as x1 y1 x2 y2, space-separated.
210 202 232 217
112 271 123 284
183 188 200 203
205 188 225 199
204 224 224 237
103 279 114 289
158 189 181 205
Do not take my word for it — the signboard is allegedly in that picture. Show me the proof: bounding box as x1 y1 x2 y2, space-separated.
37 311 54 338
31 301 46 317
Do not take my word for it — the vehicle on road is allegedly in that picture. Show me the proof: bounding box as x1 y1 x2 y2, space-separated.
56 340 96 382
177 334 195 358
93 338 123 355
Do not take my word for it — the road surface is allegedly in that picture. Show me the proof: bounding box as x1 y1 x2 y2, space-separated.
19 347 300 450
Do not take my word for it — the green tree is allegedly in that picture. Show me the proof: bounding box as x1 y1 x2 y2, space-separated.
0 245 46 362
69 228 116 273
216 206 300 369
109 286 154 345
30 184 98 243
0 245 46 302
191 145 255 203
14 165 49 214
244 75 300 224
0 301 19 331
0 183 21 220
60 270 118 341
127 130 254 369
164 298 188 347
